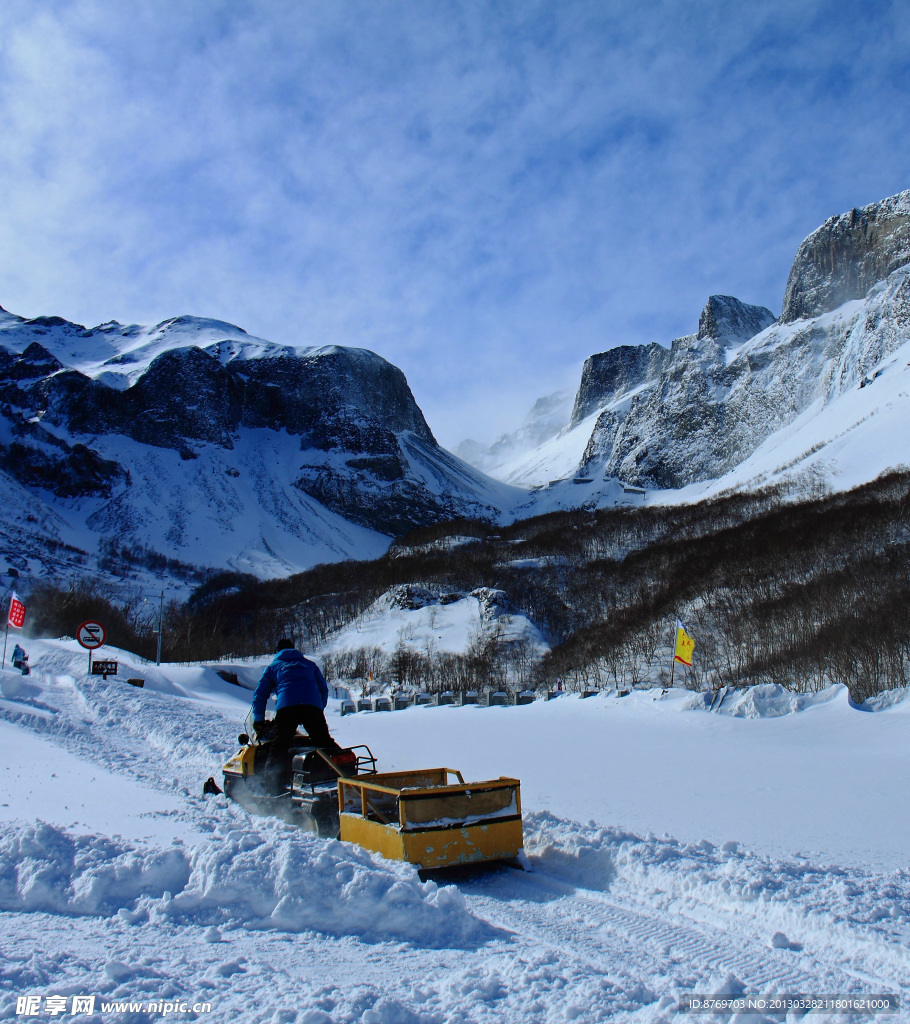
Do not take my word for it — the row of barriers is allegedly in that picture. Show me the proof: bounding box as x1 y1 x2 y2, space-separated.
339 688 630 714
341 691 532 714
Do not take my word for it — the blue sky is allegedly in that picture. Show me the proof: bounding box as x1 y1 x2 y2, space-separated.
1 0 909 447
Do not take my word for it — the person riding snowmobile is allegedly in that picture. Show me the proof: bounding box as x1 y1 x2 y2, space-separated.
251 640 340 792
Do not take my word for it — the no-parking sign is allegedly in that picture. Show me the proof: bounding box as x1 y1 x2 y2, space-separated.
77 620 106 650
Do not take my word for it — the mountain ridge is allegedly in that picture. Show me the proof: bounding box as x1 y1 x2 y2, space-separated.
4 189 910 584
0 314 518 582
486 191 910 498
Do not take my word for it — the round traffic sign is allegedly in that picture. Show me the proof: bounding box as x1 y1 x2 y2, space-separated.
77 620 106 650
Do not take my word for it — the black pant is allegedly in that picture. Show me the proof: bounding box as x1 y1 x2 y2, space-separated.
265 704 339 790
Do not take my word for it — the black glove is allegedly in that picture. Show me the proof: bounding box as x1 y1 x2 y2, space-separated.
253 720 267 736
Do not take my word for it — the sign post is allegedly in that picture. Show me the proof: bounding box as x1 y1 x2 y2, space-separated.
76 620 106 675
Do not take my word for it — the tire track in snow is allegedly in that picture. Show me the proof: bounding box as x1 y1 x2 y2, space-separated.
1 650 240 798
460 866 888 1001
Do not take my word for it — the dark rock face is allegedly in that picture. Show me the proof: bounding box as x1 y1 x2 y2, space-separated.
570 343 670 427
236 348 435 449
697 294 776 343
0 415 125 499
0 439 124 498
781 190 910 323
23 343 434 459
575 296 776 488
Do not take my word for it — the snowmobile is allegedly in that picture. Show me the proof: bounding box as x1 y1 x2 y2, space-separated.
219 715 377 836
217 715 525 869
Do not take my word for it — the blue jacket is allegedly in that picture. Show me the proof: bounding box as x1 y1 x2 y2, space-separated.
252 650 328 721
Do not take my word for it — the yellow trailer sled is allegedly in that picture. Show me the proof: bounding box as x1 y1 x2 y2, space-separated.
337 768 523 870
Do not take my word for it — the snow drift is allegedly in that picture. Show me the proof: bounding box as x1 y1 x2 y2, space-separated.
0 820 489 948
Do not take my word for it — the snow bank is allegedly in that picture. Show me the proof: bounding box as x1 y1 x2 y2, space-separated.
154 822 487 947
0 820 489 948
716 683 844 718
852 685 910 713
0 823 189 916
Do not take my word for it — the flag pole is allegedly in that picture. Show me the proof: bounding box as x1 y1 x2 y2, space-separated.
1 586 10 670
669 617 676 689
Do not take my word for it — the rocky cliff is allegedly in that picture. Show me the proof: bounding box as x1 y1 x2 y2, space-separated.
781 190 910 323
572 296 776 487
570 343 670 428
569 192 910 490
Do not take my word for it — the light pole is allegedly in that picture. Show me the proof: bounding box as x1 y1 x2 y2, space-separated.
144 589 165 666
156 589 164 666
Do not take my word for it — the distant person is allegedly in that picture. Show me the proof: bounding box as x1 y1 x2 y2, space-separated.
251 639 339 791
11 644 25 671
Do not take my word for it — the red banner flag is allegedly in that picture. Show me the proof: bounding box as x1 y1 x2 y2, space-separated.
8 593 25 629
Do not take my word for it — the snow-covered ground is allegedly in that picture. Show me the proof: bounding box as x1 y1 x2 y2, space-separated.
1 637 907 1022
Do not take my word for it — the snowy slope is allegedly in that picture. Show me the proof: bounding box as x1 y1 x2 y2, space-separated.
0 309 522 582
1 638 907 1021
492 407 602 487
321 584 549 660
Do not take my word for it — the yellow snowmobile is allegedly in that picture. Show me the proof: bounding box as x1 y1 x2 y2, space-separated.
220 717 377 836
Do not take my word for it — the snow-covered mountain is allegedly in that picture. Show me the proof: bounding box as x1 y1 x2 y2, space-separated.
5 190 910 583
0 312 519 581
503 190 910 501
455 387 574 477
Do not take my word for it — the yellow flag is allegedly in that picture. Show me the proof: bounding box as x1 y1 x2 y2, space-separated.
674 619 695 666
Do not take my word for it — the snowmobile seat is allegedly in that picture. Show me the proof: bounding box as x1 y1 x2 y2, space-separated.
292 747 359 785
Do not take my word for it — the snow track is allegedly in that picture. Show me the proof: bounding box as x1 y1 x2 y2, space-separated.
465 871 814 989
458 846 908 1016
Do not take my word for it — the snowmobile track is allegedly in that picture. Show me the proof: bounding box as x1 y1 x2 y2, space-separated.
460 865 893 999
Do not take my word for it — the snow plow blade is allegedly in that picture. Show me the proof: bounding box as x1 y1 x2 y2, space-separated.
337 768 523 870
